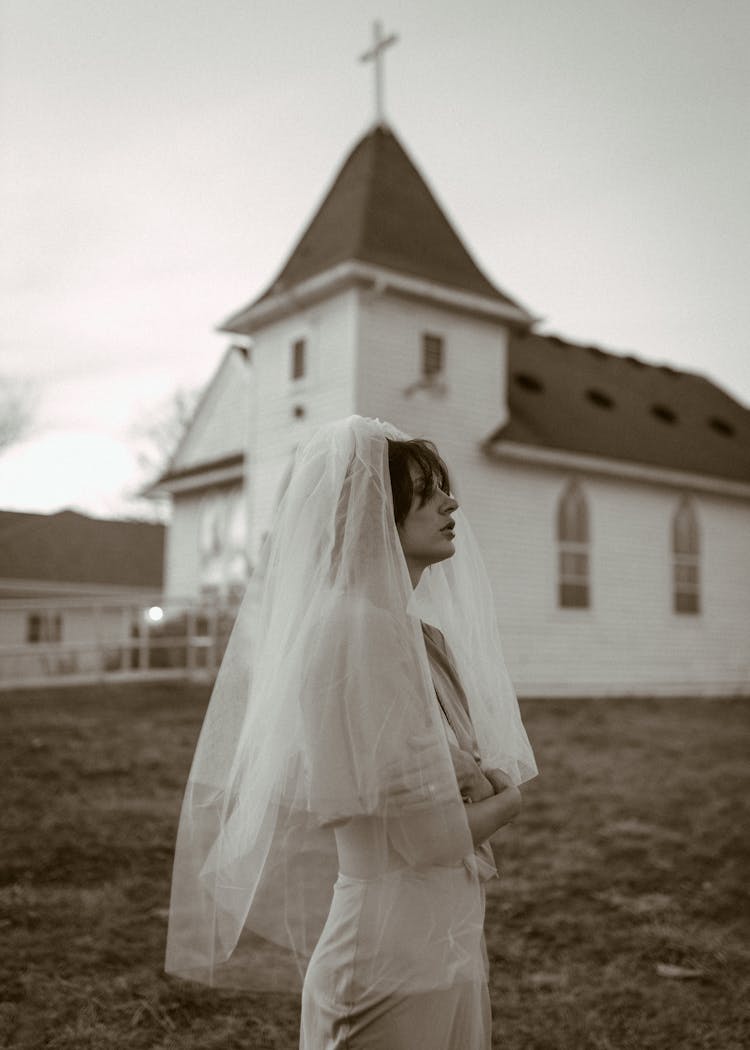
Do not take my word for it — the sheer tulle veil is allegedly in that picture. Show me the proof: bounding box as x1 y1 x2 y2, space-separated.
165 415 537 990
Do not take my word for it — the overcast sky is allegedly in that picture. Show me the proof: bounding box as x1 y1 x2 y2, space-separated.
2 0 748 516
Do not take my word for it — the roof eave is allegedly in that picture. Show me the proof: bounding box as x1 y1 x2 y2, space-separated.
219 261 537 336
483 437 750 499
143 453 245 498
0 578 164 599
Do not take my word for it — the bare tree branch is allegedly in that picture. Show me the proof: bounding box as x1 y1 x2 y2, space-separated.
128 385 202 486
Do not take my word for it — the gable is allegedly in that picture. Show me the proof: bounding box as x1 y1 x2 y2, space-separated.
168 346 250 476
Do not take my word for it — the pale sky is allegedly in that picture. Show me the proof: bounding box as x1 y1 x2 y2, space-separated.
2 0 748 517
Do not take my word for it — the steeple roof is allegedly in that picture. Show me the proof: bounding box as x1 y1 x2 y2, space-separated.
252 124 521 310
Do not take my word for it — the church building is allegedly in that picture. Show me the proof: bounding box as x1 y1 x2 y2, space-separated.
150 123 750 698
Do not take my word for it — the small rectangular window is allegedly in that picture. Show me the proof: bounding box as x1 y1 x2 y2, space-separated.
26 612 62 643
27 614 42 644
291 338 306 381
422 334 444 379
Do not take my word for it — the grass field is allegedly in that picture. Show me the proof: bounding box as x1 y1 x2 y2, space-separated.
1 682 748 1049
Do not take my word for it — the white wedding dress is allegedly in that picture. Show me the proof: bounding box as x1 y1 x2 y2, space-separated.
300 623 494 1050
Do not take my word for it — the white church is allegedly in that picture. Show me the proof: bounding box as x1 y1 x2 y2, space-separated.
150 121 750 698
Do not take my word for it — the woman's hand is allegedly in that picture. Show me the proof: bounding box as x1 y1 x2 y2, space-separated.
483 767 516 795
462 781 522 847
449 745 495 803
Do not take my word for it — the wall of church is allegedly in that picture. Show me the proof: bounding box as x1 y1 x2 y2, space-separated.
164 484 246 602
163 492 203 601
349 288 749 695
354 291 509 470
478 459 750 697
247 288 359 556
161 283 748 696
171 347 249 473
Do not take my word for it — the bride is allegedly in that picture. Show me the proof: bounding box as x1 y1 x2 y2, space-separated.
165 415 537 1049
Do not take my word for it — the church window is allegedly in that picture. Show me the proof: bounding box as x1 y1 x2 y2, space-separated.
199 495 227 565
672 497 700 614
226 489 249 590
422 334 444 379
291 338 306 381
26 612 62 644
557 481 590 609
27 614 41 643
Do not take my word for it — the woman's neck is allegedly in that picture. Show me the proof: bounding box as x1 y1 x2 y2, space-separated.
405 559 426 589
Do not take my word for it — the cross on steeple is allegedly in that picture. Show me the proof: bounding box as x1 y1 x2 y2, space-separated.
359 20 398 127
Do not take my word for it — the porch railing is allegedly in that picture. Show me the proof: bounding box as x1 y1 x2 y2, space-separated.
0 594 240 690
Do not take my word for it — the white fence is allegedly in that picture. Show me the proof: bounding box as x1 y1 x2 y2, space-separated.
0 595 240 690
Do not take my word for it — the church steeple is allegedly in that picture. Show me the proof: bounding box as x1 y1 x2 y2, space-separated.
221 124 530 333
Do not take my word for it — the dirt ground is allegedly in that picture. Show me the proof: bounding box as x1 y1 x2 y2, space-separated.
1 682 748 1049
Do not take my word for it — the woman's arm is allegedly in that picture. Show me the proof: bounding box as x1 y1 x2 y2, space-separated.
463 783 522 848
449 744 495 802
450 750 522 845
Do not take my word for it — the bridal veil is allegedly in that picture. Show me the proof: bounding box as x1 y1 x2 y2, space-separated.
165 415 536 991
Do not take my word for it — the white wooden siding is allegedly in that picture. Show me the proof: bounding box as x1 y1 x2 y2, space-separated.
161 282 750 697
352 288 750 696
355 290 509 464
247 288 359 557
164 491 204 601
478 462 750 696
171 348 250 472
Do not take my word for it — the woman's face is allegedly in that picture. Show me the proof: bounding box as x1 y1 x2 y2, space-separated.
397 465 459 577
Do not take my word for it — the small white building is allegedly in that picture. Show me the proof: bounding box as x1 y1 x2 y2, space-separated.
0 509 164 682
151 123 750 698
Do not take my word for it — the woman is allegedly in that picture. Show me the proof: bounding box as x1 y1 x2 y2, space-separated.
165 416 537 1049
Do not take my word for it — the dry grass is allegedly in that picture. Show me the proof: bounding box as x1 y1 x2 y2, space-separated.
1 683 748 1049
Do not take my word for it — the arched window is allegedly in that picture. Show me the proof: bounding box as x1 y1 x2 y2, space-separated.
557 481 590 608
672 497 700 614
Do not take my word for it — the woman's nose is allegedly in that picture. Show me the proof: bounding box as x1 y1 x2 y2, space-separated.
444 494 459 512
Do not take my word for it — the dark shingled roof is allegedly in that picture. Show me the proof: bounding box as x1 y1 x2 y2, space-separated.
253 124 521 309
0 510 165 588
490 332 750 484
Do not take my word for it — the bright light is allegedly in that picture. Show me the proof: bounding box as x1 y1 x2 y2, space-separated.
147 606 164 623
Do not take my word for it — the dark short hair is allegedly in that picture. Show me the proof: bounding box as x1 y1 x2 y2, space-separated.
386 438 451 525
